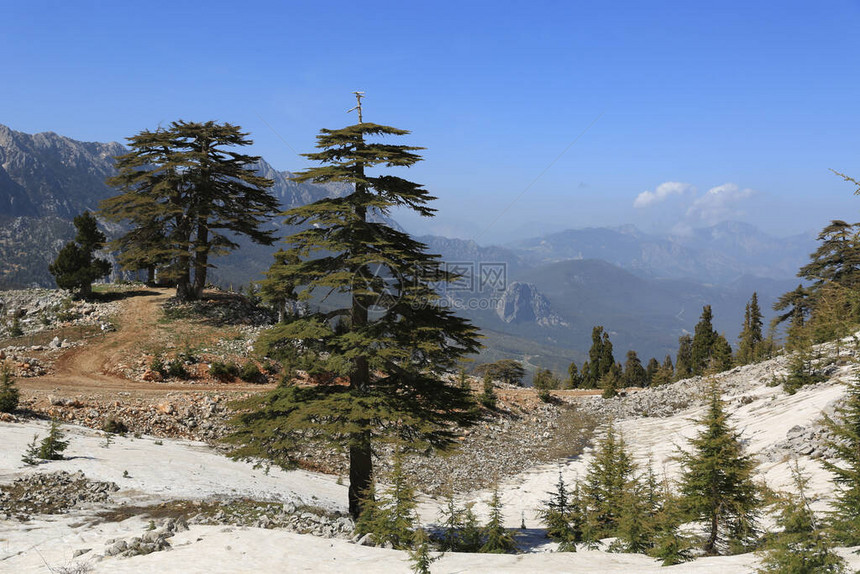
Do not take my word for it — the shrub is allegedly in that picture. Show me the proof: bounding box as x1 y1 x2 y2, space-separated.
167 360 188 379
0 364 20 413
9 316 24 338
239 362 265 383
102 416 128 435
480 374 497 409
210 361 239 381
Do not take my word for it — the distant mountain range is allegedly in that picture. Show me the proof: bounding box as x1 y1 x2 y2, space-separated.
0 124 349 288
0 123 821 375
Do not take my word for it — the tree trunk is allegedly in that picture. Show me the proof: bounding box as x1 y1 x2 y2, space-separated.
704 512 719 554
348 430 372 519
192 219 209 299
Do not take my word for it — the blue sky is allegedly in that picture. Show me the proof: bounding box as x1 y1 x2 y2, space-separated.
3 0 859 243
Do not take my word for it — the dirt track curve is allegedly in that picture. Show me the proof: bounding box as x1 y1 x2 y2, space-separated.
18 289 267 399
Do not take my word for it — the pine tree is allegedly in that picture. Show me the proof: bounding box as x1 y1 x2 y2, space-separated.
354 451 417 550
675 335 693 381
678 382 759 554
645 357 660 387
757 460 846 574
652 354 675 386
583 420 636 538
225 110 481 518
737 293 764 365
408 528 439 574
49 211 112 299
691 305 718 376
438 484 465 552
101 121 279 301
21 434 40 466
585 326 606 388
257 248 300 323
709 333 733 374
533 368 560 401
481 486 517 553
622 350 647 388
773 284 814 350
480 373 497 409
539 470 581 551
0 363 20 413
600 362 622 399
822 378 860 545
567 361 583 389
38 418 69 461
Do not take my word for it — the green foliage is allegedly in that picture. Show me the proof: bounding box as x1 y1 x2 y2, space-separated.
22 434 40 466
737 292 765 365
239 361 265 383
675 335 693 381
480 374 497 409
355 450 416 550
481 486 517 554
822 377 860 545
408 528 439 574
677 382 760 554
781 348 826 394
599 362 622 398
0 363 20 413
257 248 300 323
566 361 583 389
226 117 481 518
210 361 239 381
166 360 188 380
622 350 648 388
583 326 616 388
533 368 560 402
474 359 525 386
538 470 583 551
757 461 846 574
691 305 718 376
101 121 279 301
582 420 636 538
48 211 111 299
38 419 70 461
708 333 733 374
9 316 24 338
102 416 128 435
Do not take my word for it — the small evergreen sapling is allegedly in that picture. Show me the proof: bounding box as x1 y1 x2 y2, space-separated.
822 377 860 545
481 486 516 553
677 381 760 555
39 418 69 460
22 434 40 465
355 449 417 549
757 460 846 574
408 528 439 574
539 470 582 551
0 363 20 413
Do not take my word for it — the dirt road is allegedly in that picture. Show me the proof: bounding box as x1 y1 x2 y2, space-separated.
17 289 267 400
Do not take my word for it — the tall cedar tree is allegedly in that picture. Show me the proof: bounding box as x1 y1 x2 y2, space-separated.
773 284 813 349
736 292 764 365
822 377 860 545
101 121 278 300
584 326 615 388
690 305 718 376
225 118 481 518
675 335 693 381
678 382 759 554
49 211 111 299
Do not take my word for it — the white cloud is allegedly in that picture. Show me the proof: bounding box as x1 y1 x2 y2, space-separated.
633 181 694 208
685 183 755 224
